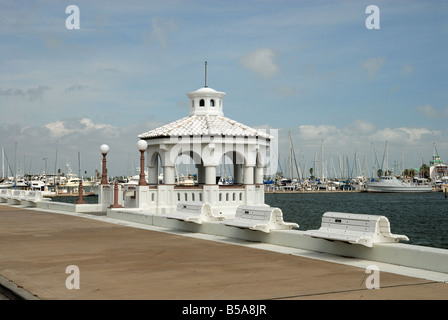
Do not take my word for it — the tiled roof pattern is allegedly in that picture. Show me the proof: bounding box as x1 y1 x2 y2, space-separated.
138 115 272 139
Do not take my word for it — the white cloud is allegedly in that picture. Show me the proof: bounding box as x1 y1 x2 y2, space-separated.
417 104 438 118
240 48 279 79
298 124 339 139
359 57 385 78
44 118 117 138
342 119 376 136
371 127 439 143
43 120 72 137
144 17 177 49
295 121 439 149
417 104 448 119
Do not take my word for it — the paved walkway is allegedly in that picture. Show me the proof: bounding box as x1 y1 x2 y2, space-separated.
1 204 448 300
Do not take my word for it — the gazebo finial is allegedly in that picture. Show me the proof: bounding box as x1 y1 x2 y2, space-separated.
204 61 208 88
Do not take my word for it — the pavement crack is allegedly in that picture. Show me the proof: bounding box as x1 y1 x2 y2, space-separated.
268 281 440 300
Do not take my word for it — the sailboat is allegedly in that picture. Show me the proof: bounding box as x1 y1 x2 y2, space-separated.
0 148 16 188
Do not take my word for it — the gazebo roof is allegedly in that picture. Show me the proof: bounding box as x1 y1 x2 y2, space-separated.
138 114 272 140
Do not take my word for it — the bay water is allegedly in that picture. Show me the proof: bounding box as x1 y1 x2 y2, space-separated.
265 191 448 249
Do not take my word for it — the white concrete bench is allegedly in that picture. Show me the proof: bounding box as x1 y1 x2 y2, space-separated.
7 190 24 204
166 202 224 224
19 191 29 202
0 189 10 202
11 189 24 200
224 205 299 233
23 191 51 205
304 212 409 247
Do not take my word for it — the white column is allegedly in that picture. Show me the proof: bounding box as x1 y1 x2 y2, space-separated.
254 166 264 185
163 165 175 185
243 165 254 185
205 166 217 185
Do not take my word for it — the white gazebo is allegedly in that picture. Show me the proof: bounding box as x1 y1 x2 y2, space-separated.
126 79 273 216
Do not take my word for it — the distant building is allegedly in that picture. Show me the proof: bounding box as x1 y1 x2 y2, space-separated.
429 153 448 183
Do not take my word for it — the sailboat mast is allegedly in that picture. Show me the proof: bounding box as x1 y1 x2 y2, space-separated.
14 142 17 187
204 61 208 88
401 146 405 177
288 132 302 180
55 140 59 177
381 140 389 176
78 152 81 178
55 140 59 192
288 132 293 180
1 148 4 180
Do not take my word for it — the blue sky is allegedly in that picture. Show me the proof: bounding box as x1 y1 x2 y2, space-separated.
1 0 447 178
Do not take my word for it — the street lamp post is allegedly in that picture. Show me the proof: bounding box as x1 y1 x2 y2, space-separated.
100 144 109 185
137 140 148 186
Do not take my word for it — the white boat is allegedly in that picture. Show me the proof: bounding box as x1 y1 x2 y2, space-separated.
65 178 83 187
0 179 14 189
29 179 53 196
64 177 95 187
177 174 195 186
15 176 29 188
366 175 432 193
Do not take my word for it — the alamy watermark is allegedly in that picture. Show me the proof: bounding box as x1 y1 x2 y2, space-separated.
366 5 380 30
65 265 80 290
65 5 80 30
365 265 380 289
65 5 379 31
166 129 279 176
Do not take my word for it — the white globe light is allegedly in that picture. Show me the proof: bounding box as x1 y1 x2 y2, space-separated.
100 144 110 155
137 140 148 152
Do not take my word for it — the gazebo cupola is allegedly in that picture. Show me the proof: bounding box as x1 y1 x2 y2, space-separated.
187 87 225 117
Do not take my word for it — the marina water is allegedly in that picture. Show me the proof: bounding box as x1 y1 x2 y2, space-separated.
265 192 448 250
52 192 448 250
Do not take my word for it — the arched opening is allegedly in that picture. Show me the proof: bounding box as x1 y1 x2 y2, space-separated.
148 151 163 185
174 151 202 186
218 153 234 185
210 99 215 107
218 151 246 185
199 99 205 107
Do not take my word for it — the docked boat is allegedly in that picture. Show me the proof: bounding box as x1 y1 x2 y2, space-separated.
366 175 432 193
0 179 14 189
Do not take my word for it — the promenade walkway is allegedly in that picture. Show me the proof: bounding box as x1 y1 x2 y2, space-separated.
1 204 448 300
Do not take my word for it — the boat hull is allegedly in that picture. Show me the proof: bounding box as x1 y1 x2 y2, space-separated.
366 183 432 193
366 175 433 193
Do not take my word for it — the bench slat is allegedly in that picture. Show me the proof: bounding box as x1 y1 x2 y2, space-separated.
320 222 377 233
224 205 299 233
321 216 378 226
